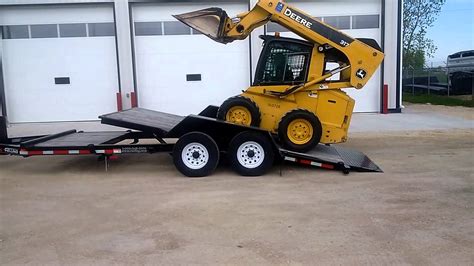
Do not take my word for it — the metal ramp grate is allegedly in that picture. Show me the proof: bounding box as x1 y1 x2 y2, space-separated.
280 144 382 173
334 146 382 172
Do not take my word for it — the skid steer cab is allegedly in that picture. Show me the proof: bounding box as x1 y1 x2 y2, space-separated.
174 0 384 152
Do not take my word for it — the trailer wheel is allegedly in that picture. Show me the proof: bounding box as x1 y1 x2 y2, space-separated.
217 96 261 127
278 109 321 152
173 132 219 177
228 131 274 176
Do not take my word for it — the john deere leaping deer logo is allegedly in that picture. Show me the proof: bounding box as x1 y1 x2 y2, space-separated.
356 69 367 79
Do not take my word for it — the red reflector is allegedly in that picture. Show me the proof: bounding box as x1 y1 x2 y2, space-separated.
79 150 91 155
54 150 69 155
321 163 334 169
299 159 312 165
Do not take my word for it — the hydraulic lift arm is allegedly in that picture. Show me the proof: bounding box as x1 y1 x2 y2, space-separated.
174 0 384 90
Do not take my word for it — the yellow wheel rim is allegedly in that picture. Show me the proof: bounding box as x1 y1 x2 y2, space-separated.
226 106 252 126
287 118 313 145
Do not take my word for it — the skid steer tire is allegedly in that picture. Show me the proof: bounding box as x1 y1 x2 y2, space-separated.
228 131 275 176
173 132 219 177
278 109 322 152
217 96 261 127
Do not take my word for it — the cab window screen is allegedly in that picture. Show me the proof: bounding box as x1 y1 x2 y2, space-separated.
255 41 311 85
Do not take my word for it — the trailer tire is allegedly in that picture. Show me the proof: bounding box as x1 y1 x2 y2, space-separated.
173 132 219 177
278 109 321 152
217 96 261 127
228 131 274 176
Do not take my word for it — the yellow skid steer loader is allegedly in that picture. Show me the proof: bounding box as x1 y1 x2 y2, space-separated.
174 0 384 152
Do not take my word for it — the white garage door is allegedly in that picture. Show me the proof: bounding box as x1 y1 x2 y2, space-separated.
266 0 382 112
0 5 119 123
132 2 250 116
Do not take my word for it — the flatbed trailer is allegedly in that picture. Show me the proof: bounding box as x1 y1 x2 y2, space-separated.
0 106 381 177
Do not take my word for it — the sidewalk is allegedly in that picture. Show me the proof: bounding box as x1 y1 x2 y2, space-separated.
350 104 473 133
5 104 473 138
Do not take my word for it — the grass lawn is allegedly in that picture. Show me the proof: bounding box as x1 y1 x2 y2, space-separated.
403 93 474 108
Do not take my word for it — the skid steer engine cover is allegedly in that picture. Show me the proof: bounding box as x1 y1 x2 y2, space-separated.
173 8 232 44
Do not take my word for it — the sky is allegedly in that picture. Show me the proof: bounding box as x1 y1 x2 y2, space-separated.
425 0 474 66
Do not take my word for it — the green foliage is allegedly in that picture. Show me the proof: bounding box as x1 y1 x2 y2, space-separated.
403 0 445 68
403 93 474 108
403 49 425 69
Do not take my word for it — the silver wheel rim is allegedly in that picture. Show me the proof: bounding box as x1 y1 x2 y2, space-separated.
182 142 209 170
237 141 265 169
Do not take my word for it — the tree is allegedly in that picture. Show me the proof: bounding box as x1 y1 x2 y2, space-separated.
403 0 445 69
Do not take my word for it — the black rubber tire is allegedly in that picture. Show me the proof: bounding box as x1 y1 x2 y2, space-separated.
278 109 322 152
217 96 261 127
172 132 219 177
228 131 275 176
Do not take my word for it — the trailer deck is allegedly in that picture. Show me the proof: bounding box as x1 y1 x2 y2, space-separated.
1 107 382 176
100 108 184 137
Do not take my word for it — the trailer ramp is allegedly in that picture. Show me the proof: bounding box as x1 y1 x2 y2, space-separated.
280 144 382 173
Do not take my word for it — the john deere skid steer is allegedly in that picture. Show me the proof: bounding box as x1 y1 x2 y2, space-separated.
174 0 384 152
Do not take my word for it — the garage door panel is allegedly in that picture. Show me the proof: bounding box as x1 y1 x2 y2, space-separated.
136 37 250 115
133 2 246 21
3 37 118 122
1 5 119 123
290 1 380 17
133 3 250 115
0 5 114 25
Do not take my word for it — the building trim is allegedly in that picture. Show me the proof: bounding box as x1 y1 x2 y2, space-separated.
396 0 402 110
0 28 6 119
112 3 122 95
379 0 385 113
389 108 402 113
248 1 253 84
128 2 139 105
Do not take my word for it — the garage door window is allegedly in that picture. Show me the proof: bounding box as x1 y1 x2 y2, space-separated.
3 25 29 39
352 15 379 29
59 23 87 37
267 23 289 33
88 23 115 37
163 21 191 35
30 24 58 38
324 16 350 30
266 15 380 32
135 22 162 36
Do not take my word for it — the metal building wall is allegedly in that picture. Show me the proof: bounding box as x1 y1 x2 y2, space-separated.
0 0 402 120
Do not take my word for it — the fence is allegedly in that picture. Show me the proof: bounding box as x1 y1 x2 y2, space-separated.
403 64 474 98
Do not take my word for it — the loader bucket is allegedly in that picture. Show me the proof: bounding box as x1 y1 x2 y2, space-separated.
173 8 231 44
